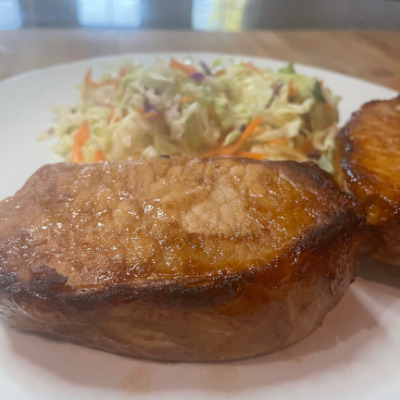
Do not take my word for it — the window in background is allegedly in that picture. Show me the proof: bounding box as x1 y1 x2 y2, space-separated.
192 0 256 31
0 0 21 30
77 0 141 27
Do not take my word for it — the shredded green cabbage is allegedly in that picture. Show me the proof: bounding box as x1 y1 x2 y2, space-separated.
41 58 340 172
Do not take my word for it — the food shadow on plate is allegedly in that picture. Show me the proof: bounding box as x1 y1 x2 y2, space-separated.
358 257 400 290
5 284 380 395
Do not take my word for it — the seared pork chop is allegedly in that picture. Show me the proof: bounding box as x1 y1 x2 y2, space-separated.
336 96 400 265
0 157 366 361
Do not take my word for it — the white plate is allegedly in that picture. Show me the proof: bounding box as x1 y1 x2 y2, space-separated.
0 53 399 400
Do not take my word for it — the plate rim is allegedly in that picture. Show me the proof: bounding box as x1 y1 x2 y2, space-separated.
0 51 400 399
1 51 398 96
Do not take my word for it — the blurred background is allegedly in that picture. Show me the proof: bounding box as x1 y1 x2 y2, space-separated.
1 0 400 31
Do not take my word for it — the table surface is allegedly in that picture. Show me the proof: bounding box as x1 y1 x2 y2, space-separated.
1 29 400 90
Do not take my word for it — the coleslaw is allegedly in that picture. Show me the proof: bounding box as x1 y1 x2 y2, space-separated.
40 57 340 173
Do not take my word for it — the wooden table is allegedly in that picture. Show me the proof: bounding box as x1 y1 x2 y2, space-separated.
1 30 399 90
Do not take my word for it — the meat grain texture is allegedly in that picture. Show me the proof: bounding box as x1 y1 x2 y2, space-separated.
336 96 400 266
0 157 366 361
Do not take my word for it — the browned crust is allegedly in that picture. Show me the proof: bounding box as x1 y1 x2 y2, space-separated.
336 96 400 227
335 96 400 265
0 228 366 361
337 109 388 199
0 159 366 311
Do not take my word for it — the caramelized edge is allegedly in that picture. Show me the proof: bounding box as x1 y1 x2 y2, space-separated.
0 159 366 310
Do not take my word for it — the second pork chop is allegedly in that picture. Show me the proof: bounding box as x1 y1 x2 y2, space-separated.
336 96 400 266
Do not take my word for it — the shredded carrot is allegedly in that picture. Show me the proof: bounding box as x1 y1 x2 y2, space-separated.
267 138 288 146
144 110 158 119
71 121 90 163
324 102 334 112
84 68 119 88
242 62 262 75
204 117 264 157
119 67 126 78
288 79 298 99
236 152 266 160
109 107 122 122
109 107 115 121
180 96 196 106
226 117 264 154
84 68 91 86
84 68 105 88
84 68 95 87
136 107 144 116
209 106 220 123
169 58 198 75
94 150 105 162
214 69 226 77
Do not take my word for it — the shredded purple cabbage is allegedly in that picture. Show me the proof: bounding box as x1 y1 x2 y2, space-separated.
144 97 159 114
265 82 283 109
199 61 212 76
307 149 321 160
190 72 205 83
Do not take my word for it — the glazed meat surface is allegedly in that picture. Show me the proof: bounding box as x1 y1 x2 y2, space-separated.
336 96 400 265
1 157 362 290
0 157 366 361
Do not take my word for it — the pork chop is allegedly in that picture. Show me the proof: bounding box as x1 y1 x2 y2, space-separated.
0 157 366 361
336 96 400 265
